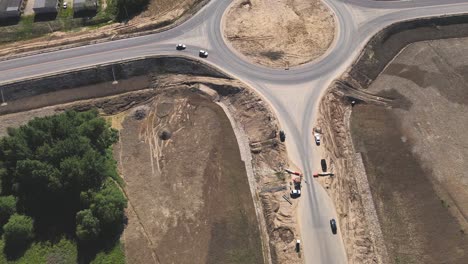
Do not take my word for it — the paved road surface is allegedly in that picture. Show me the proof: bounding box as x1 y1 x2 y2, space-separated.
2 0 468 263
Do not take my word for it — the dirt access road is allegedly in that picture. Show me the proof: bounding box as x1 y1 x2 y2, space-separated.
223 0 335 68
351 37 468 263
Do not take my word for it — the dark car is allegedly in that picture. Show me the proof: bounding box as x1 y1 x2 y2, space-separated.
330 219 337 234
321 159 327 172
279 130 286 142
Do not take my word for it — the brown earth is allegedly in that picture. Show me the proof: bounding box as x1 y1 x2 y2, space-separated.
349 38 468 264
113 89 264 264
223 0 335 68
0 72 302 264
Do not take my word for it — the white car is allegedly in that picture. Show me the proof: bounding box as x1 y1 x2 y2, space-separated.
199 50 208 58
176 44 186 50
314 132 321 146
63 1 67 8
291 189 301 198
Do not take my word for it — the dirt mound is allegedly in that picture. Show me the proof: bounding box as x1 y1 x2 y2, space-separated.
223 0 335 68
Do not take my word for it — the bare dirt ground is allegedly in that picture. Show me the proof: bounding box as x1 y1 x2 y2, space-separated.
348 37 468 264
0 73 302 264
0 0 204 59
223 0 335 68
113 89 264 264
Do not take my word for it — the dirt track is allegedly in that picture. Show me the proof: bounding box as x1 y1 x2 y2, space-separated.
350 37 468 263
223 0 335 68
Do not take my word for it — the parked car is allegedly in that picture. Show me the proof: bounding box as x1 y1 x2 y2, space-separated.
199 50 208 58
330 219 337 234
176 44 186 50
279 130 286 142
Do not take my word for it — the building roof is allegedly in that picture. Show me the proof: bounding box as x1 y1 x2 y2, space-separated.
73 0 97 10
0 0 22 13
33 0 58 9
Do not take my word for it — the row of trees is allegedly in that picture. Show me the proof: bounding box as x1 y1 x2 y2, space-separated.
0 110 127 253
106 0 150 21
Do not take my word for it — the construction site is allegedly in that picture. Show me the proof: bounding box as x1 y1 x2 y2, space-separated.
315 16 468 264
0 57 308 264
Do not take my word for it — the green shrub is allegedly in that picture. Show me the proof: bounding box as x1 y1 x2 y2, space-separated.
3 214 34 247
76 209 101 241
0 195 16 226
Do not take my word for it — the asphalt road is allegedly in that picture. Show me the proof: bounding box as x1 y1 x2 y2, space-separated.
2 1 468 263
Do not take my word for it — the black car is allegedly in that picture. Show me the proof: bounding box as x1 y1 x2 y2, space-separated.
279 130 286 142
330 219 337 234
321 159 327 172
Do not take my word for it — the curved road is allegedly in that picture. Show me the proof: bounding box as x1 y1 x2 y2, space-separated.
2 1 468 263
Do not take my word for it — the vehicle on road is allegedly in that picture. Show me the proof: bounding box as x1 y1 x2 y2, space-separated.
176 44 186 50
330 219 337 234
279 130 286 142
321 159 327 172
290 177 302 198
199 50 208 58
314 132 321 146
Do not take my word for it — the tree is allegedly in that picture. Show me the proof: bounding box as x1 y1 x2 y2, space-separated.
91 179 127 236
76 209 100 241
0 195 16 226
0 110 125 245
3 214 34 247
106 0 150 21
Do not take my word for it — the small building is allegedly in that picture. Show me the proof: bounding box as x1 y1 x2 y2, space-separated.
73 0 97 13
33 0 58 14
0 0 23 19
